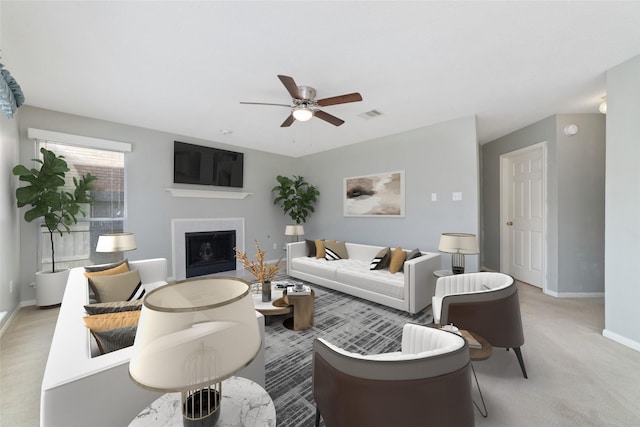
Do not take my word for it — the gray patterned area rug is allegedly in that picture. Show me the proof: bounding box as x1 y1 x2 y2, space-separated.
262 277 433 427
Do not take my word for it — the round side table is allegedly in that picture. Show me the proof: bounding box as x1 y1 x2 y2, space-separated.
129 376 276 427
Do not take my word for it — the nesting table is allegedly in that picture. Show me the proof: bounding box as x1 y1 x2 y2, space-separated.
251 285 315 331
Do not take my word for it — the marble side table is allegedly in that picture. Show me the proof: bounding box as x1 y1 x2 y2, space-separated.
129 376 276 427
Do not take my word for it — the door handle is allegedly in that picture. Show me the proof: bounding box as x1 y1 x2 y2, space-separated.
506 221 514 226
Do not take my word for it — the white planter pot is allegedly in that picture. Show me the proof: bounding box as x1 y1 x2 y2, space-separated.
35 269 70 307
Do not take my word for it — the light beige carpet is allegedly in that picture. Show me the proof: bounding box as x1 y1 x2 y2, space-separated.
2 282 640 427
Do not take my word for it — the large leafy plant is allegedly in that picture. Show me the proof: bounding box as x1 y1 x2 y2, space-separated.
272 175 320 224
13 147 97 273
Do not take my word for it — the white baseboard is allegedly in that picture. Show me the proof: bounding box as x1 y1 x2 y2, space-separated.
544 290 604 298
603 329 640 352
0 300 38 338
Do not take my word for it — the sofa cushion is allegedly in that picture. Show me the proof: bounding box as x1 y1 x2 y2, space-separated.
88 269 145 303
324 240 349 260
336 260 405 299
407 248 422 261
305 239 317 257
92 325 137 354
84 258 129 273
83 310 140 331
84 300 143 315
315 240 327 259
291 256 341 281
370 247 390 270
389 247 407 274
83 261 130 279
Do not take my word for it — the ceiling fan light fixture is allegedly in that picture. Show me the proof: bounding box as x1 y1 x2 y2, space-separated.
292 106 313 121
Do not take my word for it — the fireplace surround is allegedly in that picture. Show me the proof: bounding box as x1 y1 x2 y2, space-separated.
172 218 244 280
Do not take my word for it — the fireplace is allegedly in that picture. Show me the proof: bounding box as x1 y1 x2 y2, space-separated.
172 218 245 281
185 230 236 278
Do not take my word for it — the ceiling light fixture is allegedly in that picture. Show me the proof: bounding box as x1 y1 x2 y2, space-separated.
292 105 313 121
599 98 607 115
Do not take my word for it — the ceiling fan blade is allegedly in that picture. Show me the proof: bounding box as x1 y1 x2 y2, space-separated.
314 110 345 126
316 92 363 107
278 75 302 99
280 114 295 127
240 101 292 107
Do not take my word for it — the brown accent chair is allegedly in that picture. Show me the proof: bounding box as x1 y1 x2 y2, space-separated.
433 272 527 378
312 324 475 427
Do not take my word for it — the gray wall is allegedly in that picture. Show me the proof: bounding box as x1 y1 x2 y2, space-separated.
556 114 605 294
12 109 481 304
16 106 297 302
481 113 605 295
297 116 480 272
481 116 559 292
604 55 640 348
0 109 21 330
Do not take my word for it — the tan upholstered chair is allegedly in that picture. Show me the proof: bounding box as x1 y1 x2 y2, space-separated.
312 324 475 427
433 272 527 378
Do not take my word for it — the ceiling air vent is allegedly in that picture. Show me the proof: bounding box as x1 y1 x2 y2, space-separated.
358 109 383 120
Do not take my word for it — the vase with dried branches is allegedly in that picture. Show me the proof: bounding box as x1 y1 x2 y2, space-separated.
235 241 282 302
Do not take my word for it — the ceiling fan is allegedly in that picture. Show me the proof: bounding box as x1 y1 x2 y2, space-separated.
240 75 363 127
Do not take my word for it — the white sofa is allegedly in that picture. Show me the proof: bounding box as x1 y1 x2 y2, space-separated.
40 258 266 427
287 242 440 314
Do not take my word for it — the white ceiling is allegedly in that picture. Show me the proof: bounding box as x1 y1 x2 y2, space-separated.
3 1 640 158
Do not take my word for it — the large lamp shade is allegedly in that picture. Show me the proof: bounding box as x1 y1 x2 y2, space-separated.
129 278 261 392
96 232 137 253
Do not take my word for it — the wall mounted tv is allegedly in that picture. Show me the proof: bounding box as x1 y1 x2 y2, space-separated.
174 141 244 188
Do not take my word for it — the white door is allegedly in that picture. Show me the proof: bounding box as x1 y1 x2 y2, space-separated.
500 143 546 289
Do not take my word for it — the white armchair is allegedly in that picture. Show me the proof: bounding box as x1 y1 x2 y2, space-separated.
312 324 474 427
432 272 527 378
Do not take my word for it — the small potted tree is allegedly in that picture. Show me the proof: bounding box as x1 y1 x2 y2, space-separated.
13 147 97 307
272 175 320 233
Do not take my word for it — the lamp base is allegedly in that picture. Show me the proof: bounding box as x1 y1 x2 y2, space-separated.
183 388 221 427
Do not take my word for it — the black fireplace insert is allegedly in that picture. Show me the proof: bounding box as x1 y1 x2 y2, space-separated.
185 230 236 278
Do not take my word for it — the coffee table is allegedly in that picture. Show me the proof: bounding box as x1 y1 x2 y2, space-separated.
252 289 292 317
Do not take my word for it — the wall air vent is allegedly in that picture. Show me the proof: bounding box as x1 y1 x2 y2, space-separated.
358 109 383 120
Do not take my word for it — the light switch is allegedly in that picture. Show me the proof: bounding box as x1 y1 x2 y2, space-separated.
452 192 462 201
431 193 438 201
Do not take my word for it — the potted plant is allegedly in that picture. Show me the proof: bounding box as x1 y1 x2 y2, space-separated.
235 241 282 302
272 175 320 230
13 147 97 307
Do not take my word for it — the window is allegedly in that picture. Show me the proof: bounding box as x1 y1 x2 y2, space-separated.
29 129 131 270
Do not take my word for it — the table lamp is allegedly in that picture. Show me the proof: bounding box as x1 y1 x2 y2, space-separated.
285 224 305 242
438 233 479 274
129 278 261 427
96 232 137 261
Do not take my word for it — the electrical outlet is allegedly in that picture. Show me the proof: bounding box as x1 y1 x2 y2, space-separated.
431 193 438 202
273 243 277 250
9 280 13 293
452 192 462 201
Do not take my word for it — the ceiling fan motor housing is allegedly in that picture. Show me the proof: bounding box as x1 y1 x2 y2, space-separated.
296 86 316 102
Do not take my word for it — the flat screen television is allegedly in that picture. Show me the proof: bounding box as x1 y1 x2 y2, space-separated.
174 141 244 188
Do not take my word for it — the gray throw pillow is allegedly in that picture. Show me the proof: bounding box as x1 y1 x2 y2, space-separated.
84 258 129 272
92 325 137 354
370 247 391 270
84 300 143 315
406 248 422 261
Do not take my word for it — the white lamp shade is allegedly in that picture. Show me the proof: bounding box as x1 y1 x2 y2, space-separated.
285 225 305 236
96 233 137 252
438 233 479 255
129 278 261 392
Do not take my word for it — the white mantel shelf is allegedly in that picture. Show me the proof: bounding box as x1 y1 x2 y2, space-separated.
165 188 253 199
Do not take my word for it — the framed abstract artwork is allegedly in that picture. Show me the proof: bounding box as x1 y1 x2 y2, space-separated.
343 170 405 217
